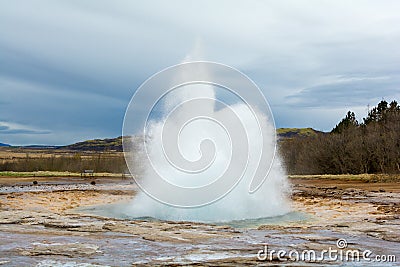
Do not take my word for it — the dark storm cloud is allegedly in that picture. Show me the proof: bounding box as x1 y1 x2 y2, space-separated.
0 0 399 144
286 75 400 108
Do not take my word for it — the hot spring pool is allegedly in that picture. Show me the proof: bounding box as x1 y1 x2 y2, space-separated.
75 202 311 228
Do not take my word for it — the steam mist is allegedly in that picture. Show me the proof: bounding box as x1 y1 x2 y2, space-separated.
122 56 290 222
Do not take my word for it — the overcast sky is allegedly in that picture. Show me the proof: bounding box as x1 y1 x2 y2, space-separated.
1 0 400 145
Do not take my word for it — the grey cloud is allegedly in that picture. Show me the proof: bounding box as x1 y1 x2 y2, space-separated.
0 129 51 135
1 1 400 144
0 122 51 135
286 74 400 108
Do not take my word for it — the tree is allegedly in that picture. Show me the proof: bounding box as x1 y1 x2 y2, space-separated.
331 111 358 134
280 99 400 175
363 100 389 124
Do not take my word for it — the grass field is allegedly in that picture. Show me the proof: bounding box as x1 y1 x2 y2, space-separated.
0 147 126 173
289 173 400 182
0 171 130 178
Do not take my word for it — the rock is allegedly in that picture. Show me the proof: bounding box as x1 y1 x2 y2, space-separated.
101 220 235 243
333 224 349 228
0 210 36 224
19 242 101 257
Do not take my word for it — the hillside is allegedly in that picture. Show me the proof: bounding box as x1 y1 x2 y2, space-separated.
0 143 10 147
277 128 324 139
60 128 321 151
62 137 122 151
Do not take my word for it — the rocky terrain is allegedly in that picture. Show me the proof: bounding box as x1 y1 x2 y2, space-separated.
0 176 399 266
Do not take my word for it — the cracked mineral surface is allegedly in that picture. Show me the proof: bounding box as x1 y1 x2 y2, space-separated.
0 176 399 266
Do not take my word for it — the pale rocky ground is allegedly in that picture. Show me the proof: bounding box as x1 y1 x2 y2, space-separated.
0 177 399 266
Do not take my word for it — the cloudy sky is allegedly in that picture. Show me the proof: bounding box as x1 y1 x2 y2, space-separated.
1 0 399 145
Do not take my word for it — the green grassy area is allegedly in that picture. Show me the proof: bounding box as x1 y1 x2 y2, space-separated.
289 174 400 183
277 127 322 138
2 171 397 182
0 171 130 178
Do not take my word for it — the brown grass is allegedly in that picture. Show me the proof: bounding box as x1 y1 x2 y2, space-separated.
289 173 400 183
0 147 127 173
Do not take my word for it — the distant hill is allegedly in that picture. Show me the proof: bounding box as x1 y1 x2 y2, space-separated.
22 145 59 149
62 137 123 151
2 128 323 151
59 128 323 151
277 128 324 139
0 142 11 147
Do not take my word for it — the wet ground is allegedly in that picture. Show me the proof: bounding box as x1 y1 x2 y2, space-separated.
0 176 399 266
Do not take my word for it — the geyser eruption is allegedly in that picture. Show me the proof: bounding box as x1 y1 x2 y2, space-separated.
122 61 290 222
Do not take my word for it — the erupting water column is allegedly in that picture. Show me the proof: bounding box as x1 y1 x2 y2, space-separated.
122 61 290 222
